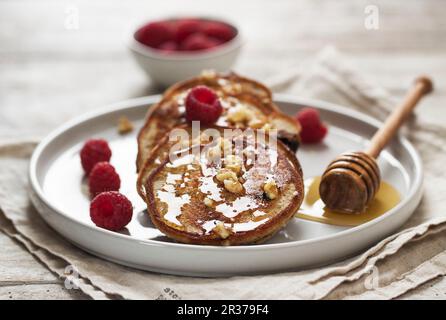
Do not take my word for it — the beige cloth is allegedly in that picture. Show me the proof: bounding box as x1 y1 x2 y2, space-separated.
1 47 446 300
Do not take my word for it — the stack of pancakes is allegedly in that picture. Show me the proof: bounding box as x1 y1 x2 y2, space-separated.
137 71 304 245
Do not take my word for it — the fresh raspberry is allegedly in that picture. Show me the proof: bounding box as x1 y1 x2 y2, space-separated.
175 19 202 43
202 22 235 42
88 162 121 197
180 33 218 51
206 36 224 47
80 139 112 174
185 86 223 124
90 191 133 231
157 40 178 52
136 21 175 48
295 107 328 144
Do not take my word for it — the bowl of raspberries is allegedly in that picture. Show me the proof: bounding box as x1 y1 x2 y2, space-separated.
129 17 243 87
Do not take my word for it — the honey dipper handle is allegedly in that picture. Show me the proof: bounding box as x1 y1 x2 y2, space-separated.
365 76 433 158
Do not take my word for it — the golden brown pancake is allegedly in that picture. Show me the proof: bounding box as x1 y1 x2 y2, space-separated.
136 71 301 173
140 125 304 245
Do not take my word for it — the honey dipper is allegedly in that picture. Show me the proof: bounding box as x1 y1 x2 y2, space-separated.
319 76 433 213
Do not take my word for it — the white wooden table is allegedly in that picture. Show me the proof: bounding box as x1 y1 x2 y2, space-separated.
1 0 445 299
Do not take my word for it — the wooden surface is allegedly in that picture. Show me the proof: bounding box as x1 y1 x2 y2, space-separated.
1 0 446 299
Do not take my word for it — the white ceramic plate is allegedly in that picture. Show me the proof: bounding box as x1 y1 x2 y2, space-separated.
29 95 423 277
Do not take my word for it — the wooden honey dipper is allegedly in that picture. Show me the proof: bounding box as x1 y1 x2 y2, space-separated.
319 76 433 213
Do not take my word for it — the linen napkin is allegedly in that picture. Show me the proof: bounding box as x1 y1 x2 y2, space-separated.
1 47 446 300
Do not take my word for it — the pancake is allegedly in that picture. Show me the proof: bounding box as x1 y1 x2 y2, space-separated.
136 71 301 172
140 125 304 245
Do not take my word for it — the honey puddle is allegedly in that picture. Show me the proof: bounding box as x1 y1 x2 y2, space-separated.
296 177 401 227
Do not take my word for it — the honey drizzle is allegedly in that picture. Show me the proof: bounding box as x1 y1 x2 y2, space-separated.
155 137 280 233
296 177 401 227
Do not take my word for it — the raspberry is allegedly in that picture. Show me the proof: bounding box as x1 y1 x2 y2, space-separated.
157 40 178 52
295 108 328 144
205 36 224 48
202 22 235 42
180 33 218 51
136 21 175 48
175 19 202 43
90 191 133 231
88 162 121 197
80 139 112 174
185 86 223 124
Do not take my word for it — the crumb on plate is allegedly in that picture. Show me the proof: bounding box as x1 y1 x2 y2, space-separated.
117 116 134 134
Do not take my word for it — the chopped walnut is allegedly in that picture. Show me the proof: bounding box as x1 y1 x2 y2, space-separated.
263 180 278 200
201 69 217 80
261 123 274 132
227 104 253 123
207 137 232 160
117 116 134 134
216 168 244 193
204 197 214 207
248 118 266 129
224 179 243 194
216 169 238 182
223 83 242 95
213 222 231 239
224 155 242 174
207 145 221 160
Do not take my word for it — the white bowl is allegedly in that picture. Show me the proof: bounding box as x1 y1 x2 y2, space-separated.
129 19 244 87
